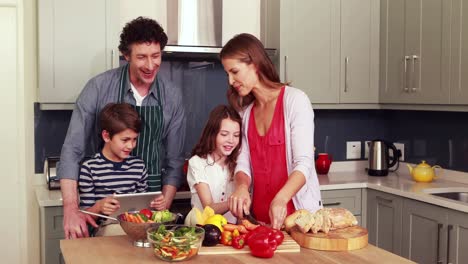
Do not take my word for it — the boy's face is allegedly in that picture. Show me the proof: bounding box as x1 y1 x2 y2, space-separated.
102 128 138 162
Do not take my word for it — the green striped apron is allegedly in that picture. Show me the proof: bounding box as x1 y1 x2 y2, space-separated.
118 64 164 191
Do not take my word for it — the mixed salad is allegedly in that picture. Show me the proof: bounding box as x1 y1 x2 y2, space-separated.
148 225 204 261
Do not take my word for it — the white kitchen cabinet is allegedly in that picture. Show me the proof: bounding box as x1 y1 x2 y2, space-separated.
38 0 118 104
40 206 65 264
379 0 451 104
279 0 379 105
450 0 468 105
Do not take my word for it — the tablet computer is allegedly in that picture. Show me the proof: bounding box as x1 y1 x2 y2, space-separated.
111 191 162 217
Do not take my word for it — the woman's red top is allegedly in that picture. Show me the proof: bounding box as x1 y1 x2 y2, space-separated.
248 87 295 224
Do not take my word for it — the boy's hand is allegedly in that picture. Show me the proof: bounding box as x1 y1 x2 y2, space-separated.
150 194 166 210
96 196 120 215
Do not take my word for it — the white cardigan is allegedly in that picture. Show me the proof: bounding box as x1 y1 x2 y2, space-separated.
235 86 322 213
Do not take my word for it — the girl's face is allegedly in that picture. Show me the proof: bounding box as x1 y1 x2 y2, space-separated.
102 128 138 162
213 118 241 159
222 57 259 97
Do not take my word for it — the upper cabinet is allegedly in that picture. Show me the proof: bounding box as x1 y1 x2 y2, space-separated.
279 0 379 105
450 0 468 105
38 0 118 104
379 0 451 104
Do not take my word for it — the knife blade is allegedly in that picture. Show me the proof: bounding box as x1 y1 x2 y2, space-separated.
243 213 259 225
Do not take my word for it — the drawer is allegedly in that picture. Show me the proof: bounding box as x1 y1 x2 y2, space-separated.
321 189 362 215
44 206 64 239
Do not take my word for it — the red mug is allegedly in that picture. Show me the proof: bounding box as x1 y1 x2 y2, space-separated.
315 153 332 175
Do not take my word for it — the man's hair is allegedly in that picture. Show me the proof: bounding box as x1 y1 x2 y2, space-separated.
99 103 141 138
118 16 168 56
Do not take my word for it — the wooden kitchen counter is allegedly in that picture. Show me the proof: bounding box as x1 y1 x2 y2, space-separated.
61 235 415 264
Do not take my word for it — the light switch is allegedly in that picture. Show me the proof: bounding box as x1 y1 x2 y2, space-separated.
346 141 361 159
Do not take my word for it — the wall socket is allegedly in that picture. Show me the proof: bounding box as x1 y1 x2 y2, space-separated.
394 142 405 161
346 141 361 159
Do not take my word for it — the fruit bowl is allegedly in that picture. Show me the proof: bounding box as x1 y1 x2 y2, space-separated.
117 211 178 247
147 224 205 262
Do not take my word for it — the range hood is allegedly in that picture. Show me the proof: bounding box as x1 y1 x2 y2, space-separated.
162 0 276 58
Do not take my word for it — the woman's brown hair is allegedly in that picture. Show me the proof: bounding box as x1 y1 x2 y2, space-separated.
191 105 242 178
220 33 286 111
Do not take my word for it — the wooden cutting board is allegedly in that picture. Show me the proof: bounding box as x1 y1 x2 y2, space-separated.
198 231 300 255
290 225 368 251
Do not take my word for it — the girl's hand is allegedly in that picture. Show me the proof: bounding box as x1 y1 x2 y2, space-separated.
229 186 251 218
150 194 166 210
269 197 288 230
96 196 120 215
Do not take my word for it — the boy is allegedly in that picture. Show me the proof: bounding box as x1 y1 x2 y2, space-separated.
79 103 153 235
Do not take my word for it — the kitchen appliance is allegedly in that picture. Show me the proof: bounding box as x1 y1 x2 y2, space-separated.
44 156 60 190
368 140 400 176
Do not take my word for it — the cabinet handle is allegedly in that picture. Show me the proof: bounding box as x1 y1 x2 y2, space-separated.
344 57 349 92
404 56 410 92
323 202 341 207
111 49 115 69
284 55 288 83
411 55 419 92
447 224 453 264
436 223 443 264
376 196 393 204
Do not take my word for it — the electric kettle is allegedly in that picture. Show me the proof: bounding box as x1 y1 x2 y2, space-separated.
368 140 400 176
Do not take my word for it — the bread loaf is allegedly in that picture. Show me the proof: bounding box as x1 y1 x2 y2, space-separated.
285 207 358 234
284 209 310 231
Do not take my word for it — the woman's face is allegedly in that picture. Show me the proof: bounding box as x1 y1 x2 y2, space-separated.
213 118 241 159
222 57 259 97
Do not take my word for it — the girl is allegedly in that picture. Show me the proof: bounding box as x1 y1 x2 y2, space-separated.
187 105 242 224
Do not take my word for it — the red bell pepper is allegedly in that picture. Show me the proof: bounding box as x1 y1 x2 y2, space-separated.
245 225 285 258
232 234 245 249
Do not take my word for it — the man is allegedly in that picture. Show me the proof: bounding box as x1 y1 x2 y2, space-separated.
58 17 186 239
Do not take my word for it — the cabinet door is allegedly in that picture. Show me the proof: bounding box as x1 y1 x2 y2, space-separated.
367 189 402 255
39 0 114 103
280 0 340 103
447 209 468 264
380 0 451 104
339 0 379 103
450 0 468 104
402 198 448 264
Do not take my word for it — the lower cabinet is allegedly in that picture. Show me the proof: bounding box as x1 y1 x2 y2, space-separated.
40 206 65 264
401 198 468 264
321 188 365 227
367 189 402 255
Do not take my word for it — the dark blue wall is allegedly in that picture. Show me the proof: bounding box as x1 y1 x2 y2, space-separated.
34 60 468 173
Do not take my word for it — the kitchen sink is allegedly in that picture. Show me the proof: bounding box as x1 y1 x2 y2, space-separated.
430 192 468 203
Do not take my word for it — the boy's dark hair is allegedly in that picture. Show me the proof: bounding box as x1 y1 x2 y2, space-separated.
118 16 168 56
99 103 141 138
191 105 242 178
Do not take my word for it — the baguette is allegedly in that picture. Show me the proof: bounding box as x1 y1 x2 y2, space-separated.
284 209 310 231
310 209 324 234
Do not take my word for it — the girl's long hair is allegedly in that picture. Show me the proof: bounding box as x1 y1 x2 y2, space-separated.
220 33 286 111
191 105 242 178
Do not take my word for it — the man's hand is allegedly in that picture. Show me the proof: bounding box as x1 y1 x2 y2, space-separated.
150 194 166 211
61 179 98 239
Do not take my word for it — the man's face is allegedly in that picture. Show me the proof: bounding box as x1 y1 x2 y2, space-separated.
124 42 162 89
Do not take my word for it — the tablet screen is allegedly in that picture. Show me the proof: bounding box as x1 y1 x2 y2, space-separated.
111 191 162 217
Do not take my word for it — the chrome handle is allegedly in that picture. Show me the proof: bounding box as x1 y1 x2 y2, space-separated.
111 49 115 69
284 55 288 82
436 223 443 264
376 196 393 204
411 55 419 92
323 202 341 207
447 224 453 264
404 56 410 92
344 57 349 92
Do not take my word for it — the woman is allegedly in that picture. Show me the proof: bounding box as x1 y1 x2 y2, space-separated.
220 33 322 229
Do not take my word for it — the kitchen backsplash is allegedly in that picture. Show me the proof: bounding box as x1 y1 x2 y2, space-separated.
34 62 468 174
